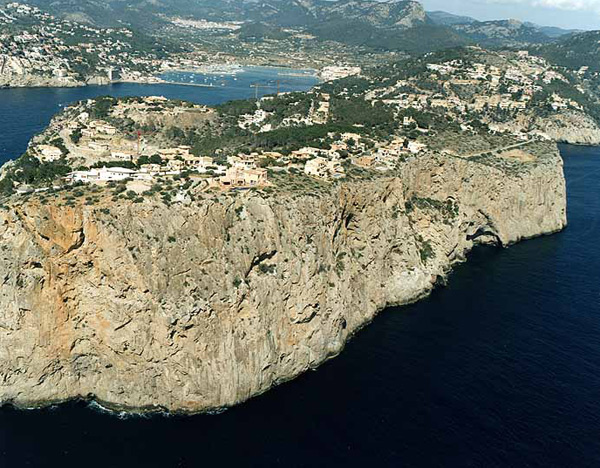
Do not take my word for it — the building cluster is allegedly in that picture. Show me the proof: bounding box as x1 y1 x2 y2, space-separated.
66 151 271 190
221 155 268 187
24 96 279 193
59 126 428 191
365 49 586 138
0 2 163 84
294 131 428 178
352 136 426 172
238 108 270 130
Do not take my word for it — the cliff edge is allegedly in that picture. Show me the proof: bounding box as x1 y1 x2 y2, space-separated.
0 148 567 413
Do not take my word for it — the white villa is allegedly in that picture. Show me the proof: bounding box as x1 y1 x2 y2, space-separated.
67 166 137 183
228 154 257 169
89 120 118 135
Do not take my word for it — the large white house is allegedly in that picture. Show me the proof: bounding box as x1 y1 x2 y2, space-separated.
67 166 137 183
228 154 257 169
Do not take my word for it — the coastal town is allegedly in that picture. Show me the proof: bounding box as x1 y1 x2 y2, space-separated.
1 0 599 205
0 3 173 86
11 92 432 200
3 40 595 202
0 2 368 87
363 47 595 140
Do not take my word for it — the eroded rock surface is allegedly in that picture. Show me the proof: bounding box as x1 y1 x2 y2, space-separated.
0 149 567 413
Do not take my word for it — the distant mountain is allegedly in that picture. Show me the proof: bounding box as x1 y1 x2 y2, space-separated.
428 11 578 45
523 22 578 38
7 0 427 29
451 19 555 46
7 0 446 53
427 10 477 26
313 0 427 29
2 0 593 56
249 0 469 55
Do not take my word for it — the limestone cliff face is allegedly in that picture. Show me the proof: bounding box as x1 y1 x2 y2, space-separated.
533 111 600 146
0 149 567 413
0 55 84 88
0 75 83 88
488 111 600 146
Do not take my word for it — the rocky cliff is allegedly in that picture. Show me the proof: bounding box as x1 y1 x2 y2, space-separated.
488 110 600 146
0 55 83 88
534 111 600 146
0 147 567 413
0 74 83 88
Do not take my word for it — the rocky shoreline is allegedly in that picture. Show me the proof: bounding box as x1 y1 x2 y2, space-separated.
0 76 84 89
0 74 166 89
0 145 567 414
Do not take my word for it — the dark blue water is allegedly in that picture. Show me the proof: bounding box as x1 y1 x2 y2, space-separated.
0 66 318 163
0 79 599 466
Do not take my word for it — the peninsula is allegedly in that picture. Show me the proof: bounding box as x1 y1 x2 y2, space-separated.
0 44 572 412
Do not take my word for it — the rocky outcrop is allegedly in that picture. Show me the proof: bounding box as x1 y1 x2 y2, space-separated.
533 111 600 145
0 74 83 88
0 56 83 88
0 147 567 413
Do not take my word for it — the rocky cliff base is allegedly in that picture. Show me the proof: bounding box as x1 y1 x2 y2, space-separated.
0 149 567 414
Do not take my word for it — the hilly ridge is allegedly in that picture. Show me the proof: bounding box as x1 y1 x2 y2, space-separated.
2 0 599 59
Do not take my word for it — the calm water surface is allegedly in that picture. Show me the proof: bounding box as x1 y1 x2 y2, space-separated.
0 72 598 467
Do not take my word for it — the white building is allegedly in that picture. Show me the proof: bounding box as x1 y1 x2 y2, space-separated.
228 154 257 169
194 156 215 171
89 120 117 135
67 166 137 183
407 141 427 154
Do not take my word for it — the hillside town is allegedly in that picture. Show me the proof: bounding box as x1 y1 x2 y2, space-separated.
363 48 593 140
2 34 597 202
0 2 373 88
0 2 172 86
16 93 433 196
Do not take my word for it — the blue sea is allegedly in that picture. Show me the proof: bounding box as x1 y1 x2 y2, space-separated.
0 69 599 467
